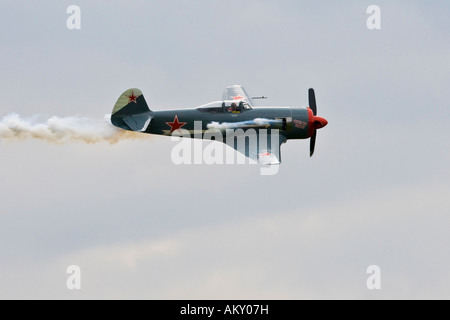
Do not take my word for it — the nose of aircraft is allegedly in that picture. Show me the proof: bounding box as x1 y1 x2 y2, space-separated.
313 116 328 129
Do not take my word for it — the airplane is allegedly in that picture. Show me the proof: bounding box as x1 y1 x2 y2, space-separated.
111 85 328 164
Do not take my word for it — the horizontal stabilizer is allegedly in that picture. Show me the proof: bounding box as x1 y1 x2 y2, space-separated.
122 114 152 132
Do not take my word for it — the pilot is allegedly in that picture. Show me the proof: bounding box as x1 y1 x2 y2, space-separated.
228 103 238 112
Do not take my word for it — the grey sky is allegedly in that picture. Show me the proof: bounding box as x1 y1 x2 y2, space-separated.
0 1 449 299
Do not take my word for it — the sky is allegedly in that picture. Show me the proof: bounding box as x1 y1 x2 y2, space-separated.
0 0 449 299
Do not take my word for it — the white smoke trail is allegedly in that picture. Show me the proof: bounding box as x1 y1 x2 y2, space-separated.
0 114 145 144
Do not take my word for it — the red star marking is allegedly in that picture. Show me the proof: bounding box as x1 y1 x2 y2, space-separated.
232 95 244 100
127 91 138 104
166 115 187 133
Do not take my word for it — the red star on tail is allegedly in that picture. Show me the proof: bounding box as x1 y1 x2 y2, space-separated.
127 91 138 104
166 115 187 133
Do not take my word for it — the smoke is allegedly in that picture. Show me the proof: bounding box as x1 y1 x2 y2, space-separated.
207 118 282 130
0 113 145 144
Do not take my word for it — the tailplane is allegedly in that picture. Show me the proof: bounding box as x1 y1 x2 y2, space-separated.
111 88 152 132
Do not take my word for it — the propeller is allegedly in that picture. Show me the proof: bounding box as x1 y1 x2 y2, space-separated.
310 130 317 157
308 88 328 157
309 88 317 116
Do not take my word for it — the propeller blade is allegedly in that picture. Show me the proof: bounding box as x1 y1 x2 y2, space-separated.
310 130 317 157
309 88 317 116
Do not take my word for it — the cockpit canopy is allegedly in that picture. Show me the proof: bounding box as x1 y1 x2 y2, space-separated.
196 100 252 114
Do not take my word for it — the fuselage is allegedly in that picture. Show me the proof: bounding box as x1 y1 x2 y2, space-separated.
140 102 315 140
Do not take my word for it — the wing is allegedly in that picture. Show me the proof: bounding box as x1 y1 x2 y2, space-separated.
222 85 255 107
225 131 287 165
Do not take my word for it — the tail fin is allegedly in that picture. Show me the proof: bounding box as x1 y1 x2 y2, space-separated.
111 88 152 132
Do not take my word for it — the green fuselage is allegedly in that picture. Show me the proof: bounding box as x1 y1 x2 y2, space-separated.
140 105 312 140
